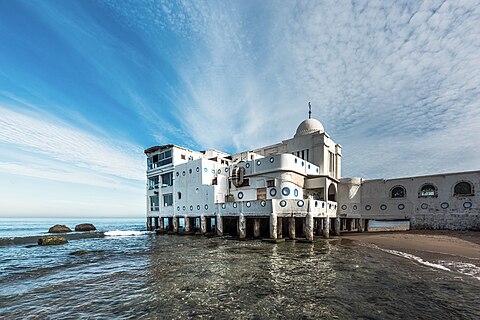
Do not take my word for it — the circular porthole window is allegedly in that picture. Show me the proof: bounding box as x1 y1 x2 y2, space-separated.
463 202 473 209
365 205 371 211
225 168 229 172
282 187 290 196
294 189 299 197
211 169 215 174
297 200 304 207
269 157 274 163
270 188 277 197
398 204 405 210
353 205 358 210
238 192 244 199
260 200 266 207
217 169 221 174
196 167 200 172
440 202 449 209
176 172 179 177
189 169 192 174
182 206 186 211
190 205 193 211
205 204 209 210
182 171 185 176
421 203 428 210
380 204 387 210
197 205 201 210
246 163 250 168
221 203 226 209
233 202 237 208
177 206 180 211
341 205 347 210
256 160 261 166
280 200 287 207
204 168 207 172
246 201 251 207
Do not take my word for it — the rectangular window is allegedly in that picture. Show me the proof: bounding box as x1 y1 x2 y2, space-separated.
257 188 266 200
161 172 173 186
149 176 159 189
306 149 309 161
148 149 173 169
301 150 305 160
329 151 335 175
163 193 173 206
150 196 159 211
267 180 275 187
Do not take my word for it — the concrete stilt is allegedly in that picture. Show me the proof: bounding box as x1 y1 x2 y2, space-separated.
305 213 314 241
277 217 283 239
154 217 159 230
146 217 152 231
159 218 165 231
184 216 191 232
253 218 261 238
334 217 341 236
238 214 246 239
316 218 323 236
200 215 207 234
348 218 354 231
323 217 330 239
270 213 278 239
216 214 223 236
358 218 364 232
172 216 179 233
288 216 296 239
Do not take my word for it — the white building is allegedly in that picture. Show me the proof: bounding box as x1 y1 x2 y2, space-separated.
145 118 479 240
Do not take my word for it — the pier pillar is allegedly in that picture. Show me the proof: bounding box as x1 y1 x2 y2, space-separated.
200 215 207 234
238 214 246 239
146 217 152 231
334 217 341 236
348 218 354 231
216 214 223 236
253 218 261 238
323 217 330 239
277 217 283 239
316 218 323 236
172 216 179 233
159 218 165 231
288 216 296 239
270 213 278 239
358 218 364 232
184 216 191 232
154 217 159 230
305 213 314 241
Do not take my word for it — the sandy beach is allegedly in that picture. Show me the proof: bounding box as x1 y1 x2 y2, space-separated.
341 230 480 279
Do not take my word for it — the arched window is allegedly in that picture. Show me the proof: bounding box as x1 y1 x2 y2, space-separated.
454 181 473 196
391 186 406 198
419 184 437 198
328 184 337 202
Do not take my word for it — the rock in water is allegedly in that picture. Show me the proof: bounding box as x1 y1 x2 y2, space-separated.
75 223 96 232
48 225 72 233
38 236 68 246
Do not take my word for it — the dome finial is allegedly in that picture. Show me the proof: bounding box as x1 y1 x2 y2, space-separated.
308 102 312 119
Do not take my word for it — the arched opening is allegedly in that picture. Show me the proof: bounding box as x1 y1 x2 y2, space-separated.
419 184 437 198
391 186 406 198
454 181 473 196
328 184 337 202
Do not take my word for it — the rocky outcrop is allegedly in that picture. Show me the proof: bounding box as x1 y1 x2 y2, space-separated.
74 223 96 232
38 236 68 246
48 225 72 233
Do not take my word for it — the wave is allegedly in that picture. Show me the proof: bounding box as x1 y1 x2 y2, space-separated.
104 230 150 237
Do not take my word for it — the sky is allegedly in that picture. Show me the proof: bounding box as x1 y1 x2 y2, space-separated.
0 0 479 218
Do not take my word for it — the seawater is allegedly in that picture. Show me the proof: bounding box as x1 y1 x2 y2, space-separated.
1 219 479 319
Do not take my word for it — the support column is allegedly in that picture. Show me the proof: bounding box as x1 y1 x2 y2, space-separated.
159 217 165 231
277 217 283 239
146 217 152 231
334 217 341 236
216 214 223 236
238 214 246 239
184 216 191 232
358 218 364 232
154 217 159 230
200 215 207 234
253 218 261 238
317 218 323 236
270 213 278 239
172 216 179 233
288 216 296 239
323 217 330 239
348 218 354 231
305 213 314 241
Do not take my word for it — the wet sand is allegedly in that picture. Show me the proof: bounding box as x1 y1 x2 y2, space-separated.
341 230 480 269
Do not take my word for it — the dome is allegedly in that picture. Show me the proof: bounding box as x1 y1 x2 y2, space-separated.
294 118 324 137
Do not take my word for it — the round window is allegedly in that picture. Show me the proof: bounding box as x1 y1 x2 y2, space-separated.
246 201 251 207
196 167 200 172
190 205 193 211
463 202 473 209
182 206 186 211
189 169 192 174
353 205 358 210
269 188 277 197
238 192 244 199
294 189 299 197
282 187 290 196
182 171 185 176
365 205 371 211
233 202 237 208
398 204 405 210
197 205 201 210
260 200 266 207
221 203 226 209
297 200 304 207
421 203 428 209
245 163 250 168
380 204 387 210
440 202 449 209
269 157 274 163
256 160 261 166
176 172 179 177
225 168 229 172
205 204 209 210
204 168 208 172
341 205 347 210
177 206 180 211
280 200 287 207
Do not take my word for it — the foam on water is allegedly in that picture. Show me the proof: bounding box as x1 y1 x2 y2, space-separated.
104 230 150 237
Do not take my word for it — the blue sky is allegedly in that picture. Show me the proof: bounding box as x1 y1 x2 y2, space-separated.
0 0 479 218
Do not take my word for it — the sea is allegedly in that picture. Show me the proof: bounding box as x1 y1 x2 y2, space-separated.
1 218 479 319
